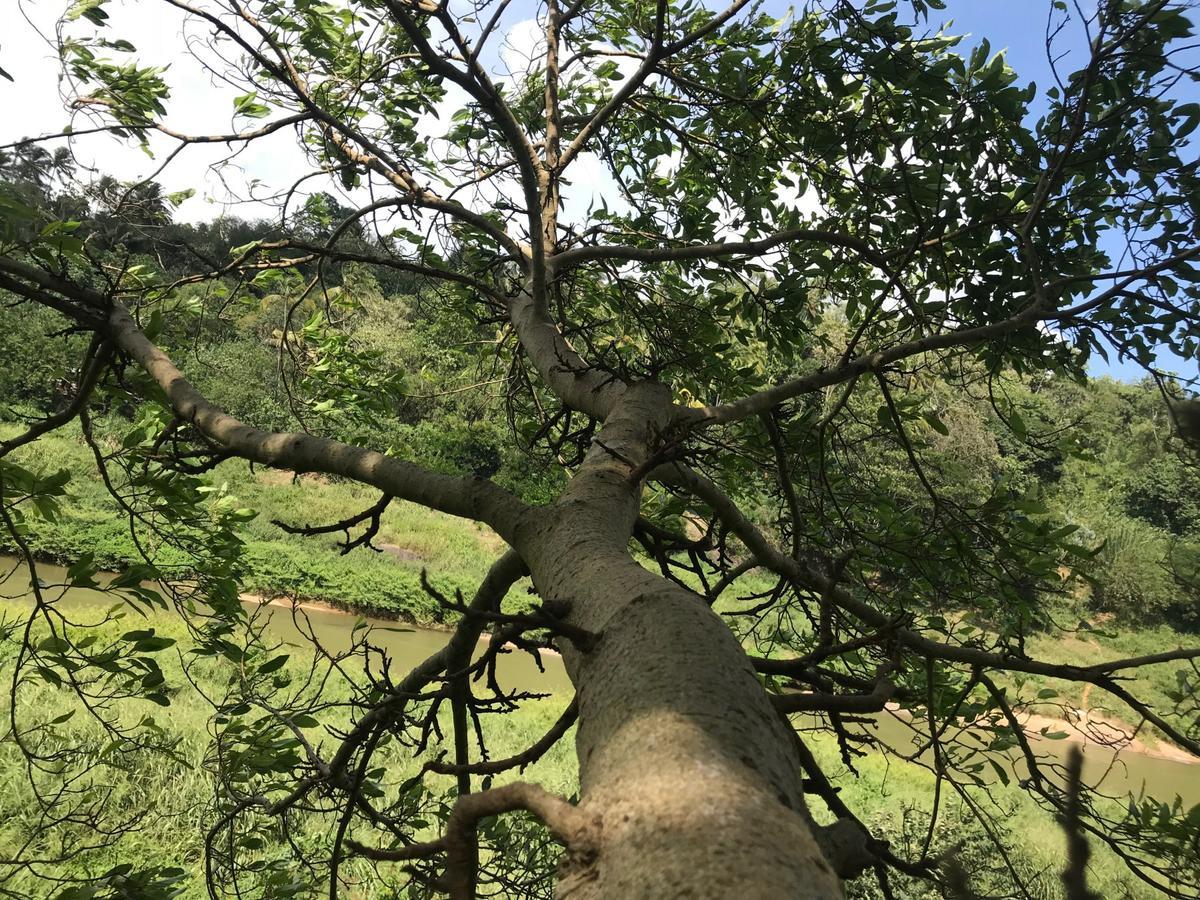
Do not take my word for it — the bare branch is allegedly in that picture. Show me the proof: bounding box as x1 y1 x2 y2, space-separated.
348 781 598 900
658 461 1200 756
425 698 578 777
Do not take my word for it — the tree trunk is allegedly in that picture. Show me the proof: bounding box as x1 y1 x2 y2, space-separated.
512 384 844 898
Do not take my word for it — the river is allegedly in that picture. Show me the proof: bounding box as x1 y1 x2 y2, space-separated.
1 555 1195 807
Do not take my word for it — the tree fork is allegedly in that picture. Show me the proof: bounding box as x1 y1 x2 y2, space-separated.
511 383 843 897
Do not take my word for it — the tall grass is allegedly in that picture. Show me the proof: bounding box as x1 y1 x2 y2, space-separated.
0 423 1194 897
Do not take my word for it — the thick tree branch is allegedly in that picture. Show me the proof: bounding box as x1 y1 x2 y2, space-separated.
107 302 528 538
0 258 530 538
507 287 626 418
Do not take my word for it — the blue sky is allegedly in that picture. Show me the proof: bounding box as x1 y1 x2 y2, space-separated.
908 1 1198 382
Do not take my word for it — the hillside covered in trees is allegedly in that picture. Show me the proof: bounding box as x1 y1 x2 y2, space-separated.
3 148 1196 633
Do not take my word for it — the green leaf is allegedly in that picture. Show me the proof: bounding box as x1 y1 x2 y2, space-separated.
923 410 949 435
67 0 109 24
233 91 271 119
67 553 98 586
166 188 195 207
258 654 289 674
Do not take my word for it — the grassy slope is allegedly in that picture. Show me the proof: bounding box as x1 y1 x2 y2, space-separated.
0 422 1196 895
0 421 506 623
2 422 1193 748
0 599 574 899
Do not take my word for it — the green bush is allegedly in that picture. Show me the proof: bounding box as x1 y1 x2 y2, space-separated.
240 540 456 622
1123 456 1200 537
0 301 89 416
1087 515 1179 626
187 337 297 433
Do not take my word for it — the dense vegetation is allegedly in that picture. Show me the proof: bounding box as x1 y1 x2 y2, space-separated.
2 149 1196 632
1 148 1198 899
0 594 1190 900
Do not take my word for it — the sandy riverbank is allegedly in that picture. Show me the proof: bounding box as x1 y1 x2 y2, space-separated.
1016 708 1199 765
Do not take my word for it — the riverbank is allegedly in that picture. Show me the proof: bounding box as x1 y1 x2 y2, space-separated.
6 539 1195 767
248 585 1198 766
0 420 513 624
1017 708 1199 765
0 589 1191 900
254 593 563 658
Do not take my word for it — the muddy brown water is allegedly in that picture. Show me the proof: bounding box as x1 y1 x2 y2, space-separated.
1 556 1195 807
0 555 572 695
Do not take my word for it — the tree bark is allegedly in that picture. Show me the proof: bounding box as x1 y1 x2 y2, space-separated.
511 383 843 898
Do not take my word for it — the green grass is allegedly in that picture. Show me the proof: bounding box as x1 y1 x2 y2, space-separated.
0 421 507 623
0 597 573 898
0 420 1196 897
0 597 1187 900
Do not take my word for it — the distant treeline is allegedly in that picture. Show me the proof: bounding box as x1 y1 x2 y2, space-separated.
1 149 1196 630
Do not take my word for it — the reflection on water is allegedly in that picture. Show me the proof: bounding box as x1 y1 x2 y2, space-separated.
0 555 1194 806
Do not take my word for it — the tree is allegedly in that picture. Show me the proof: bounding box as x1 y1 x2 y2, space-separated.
1 0 1199 897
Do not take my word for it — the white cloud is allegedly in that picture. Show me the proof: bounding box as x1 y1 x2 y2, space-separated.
1 1 328 223
499 17 546 77
0 4 629 235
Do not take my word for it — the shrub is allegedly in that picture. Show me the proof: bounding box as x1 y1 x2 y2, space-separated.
1087 515 1179 626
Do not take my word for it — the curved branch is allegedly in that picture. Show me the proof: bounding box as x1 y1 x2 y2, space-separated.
679 298 1050 426
557 0 755 171
424 698 578 777
107 302 528 538
167 235 504 301
323 132 523 259
554 225 887 268
208 548 528 845
772 666 896 714
348 781 598 900
1 112 312 153
0 335 112 459
271 493 392 555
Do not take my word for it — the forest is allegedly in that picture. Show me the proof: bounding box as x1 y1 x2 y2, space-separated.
0 0 1199 898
